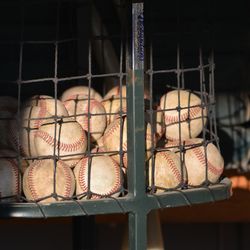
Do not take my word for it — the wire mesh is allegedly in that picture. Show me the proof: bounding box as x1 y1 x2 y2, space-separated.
0 0 231 218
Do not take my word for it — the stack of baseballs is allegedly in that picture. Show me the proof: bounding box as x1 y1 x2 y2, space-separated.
148 89 225 193
0 86 225 202
0 85 126 203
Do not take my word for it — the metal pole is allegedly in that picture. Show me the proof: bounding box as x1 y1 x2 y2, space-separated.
127 2 147 249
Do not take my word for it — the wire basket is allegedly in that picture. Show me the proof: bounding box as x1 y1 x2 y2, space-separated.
0 0 231 227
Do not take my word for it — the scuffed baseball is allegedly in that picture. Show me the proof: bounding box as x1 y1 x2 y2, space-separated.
60 85 103 102
23 159 75 203
148 151 185 192
166 138 224 186
34 118 87 167
63 94 106 141
0 158 21 202
160 90 207 140
9 106 53 157
74 155 122 199
103 116 156 168
24 95 69 117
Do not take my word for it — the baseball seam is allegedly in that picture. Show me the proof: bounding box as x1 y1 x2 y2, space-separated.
27 162 40 200
164 106 202 124
193 147 223 176
9 124 26 156
35 129 86 152
60 162 72 198
8 159 19 196
103 118 122 140
161 152 182 183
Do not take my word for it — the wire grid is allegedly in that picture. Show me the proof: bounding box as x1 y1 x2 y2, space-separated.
144 0 224 193
0 0 228 211
0 0 129 204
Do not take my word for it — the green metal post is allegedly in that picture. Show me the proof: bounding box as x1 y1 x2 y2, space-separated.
127 2 147 249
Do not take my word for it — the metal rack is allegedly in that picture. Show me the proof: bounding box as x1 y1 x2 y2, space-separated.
0 1 231 249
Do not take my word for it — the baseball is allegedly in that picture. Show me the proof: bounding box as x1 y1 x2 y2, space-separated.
74 155 122 199
0 158 20 202
148 151 185 193
23 159 75 203
63 94 106 141
24 95 69 117
103 116 156 168
34 118 87 167
101 95 127 124
9 106 53 157
166 138 224 186
160 90 207 140
60 85 103 102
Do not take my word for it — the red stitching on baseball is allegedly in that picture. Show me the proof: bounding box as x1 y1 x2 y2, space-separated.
164 106 202 124
7 159 19 196
9 123 26 156
27 161 41 200
193 147 223 176
103 118 122 141
35 129 86 152
59 161 72 198
160 152 182 183
78 157 88 194
78 157 121 198
34 106 47 128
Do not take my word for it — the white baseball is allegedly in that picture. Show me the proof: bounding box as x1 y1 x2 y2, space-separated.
148 151 185 193
60 85 103 102
160 90 207 140
63 94 106 141
24 95 69 117
166 138 224 186
23 159 75 203
103 116 156 168
34 118 87 167
9 106 53 157
74 155 122 199
101 95 127 124
0 158 20 202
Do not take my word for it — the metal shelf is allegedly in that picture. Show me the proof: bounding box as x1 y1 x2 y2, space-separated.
0 177 231 218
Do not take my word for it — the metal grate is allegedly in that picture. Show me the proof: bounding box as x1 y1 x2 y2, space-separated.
0 0 231 249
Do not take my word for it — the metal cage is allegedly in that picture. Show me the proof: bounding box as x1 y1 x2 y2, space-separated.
0 0 231 249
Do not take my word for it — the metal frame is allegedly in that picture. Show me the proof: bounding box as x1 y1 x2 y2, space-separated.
0 1 232 249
